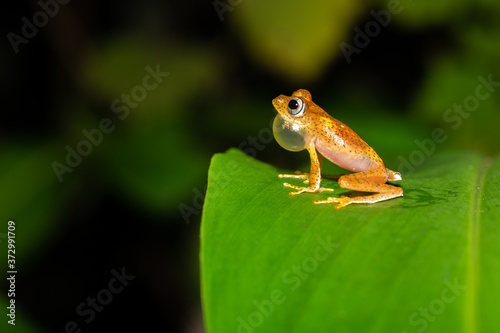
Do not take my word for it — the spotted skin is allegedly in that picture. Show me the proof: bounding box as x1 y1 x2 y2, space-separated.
272 89 403 209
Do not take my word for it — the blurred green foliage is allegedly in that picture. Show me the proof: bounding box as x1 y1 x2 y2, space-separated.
81 37 219 211
4 0 500 226
232 0 362 82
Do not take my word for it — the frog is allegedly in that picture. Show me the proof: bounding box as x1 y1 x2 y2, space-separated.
272 89 403 209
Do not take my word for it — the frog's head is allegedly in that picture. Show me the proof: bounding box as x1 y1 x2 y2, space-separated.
272 89 315 152
272 89 313 125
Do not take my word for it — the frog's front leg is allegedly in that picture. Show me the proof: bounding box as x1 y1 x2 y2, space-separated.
278 153 324 184
282 146 334 195
314 167 402 209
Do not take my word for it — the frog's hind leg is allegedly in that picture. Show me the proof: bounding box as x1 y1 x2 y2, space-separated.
314 168 403 209
387 169 402 181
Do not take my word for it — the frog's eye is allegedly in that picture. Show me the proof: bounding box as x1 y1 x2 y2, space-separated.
287 97 305 117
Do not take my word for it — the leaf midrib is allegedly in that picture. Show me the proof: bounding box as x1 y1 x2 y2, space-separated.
466 157 490 333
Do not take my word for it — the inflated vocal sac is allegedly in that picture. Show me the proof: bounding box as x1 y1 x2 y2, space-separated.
272 115 312 152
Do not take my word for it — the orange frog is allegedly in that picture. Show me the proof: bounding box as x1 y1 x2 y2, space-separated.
272 89 403 209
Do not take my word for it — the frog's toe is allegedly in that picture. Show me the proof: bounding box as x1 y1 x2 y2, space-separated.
313 196 353 209
332 198 353 209
313 197 335 204
278 171 309 180
283 183 321 196
283 182 299 190
283 183 305 195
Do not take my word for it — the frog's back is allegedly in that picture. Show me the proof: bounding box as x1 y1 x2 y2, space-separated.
314 115 385 172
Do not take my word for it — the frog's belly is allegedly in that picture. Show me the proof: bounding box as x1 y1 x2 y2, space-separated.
315 139 380 172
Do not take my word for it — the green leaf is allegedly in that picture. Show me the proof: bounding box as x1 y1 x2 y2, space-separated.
201 148 500 333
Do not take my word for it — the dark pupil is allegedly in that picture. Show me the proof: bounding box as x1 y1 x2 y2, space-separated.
288 99 299 110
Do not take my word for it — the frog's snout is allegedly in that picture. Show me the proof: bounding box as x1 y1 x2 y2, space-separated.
272 95 287 110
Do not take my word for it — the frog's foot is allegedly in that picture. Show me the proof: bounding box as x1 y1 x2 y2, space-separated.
314 168 403 209
314 191 402 209
282 183 315 195
279 171 310 184
283 183 334 196
314 196 355 209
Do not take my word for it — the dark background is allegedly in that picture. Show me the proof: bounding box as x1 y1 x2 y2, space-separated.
2 0 500 332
